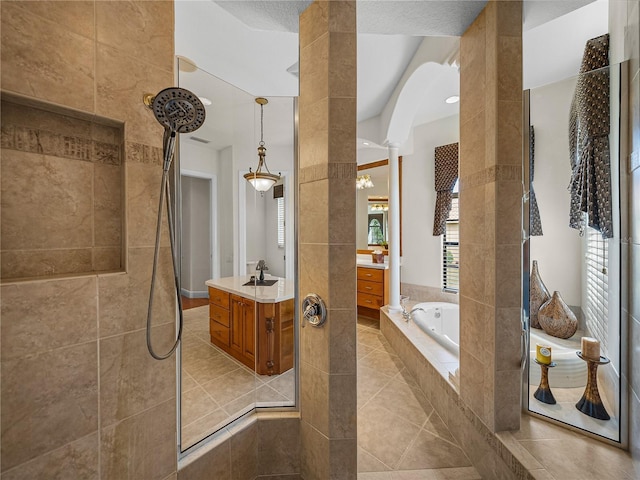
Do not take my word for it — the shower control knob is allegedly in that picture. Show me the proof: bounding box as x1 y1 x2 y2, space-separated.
301 293 327 328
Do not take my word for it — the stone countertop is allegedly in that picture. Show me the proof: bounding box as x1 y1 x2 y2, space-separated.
357 254 389 269
205 275 294 303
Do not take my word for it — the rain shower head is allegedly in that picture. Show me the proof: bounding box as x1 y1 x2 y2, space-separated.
144 87 206 134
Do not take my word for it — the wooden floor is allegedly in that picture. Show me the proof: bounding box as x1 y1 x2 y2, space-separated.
181 296 208 310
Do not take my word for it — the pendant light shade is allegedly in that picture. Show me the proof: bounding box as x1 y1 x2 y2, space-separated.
245 97 280 192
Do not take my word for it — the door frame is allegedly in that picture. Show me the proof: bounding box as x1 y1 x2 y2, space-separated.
181 169 218 292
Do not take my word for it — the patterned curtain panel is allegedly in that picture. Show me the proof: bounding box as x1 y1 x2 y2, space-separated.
568 33 612 239
432 142 459 236
530 125 543 236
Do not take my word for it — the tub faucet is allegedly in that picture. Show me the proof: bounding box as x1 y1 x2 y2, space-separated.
409 306 426 320
400 295 410 321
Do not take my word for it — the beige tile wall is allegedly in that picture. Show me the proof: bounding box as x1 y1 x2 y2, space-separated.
298 1 358 479
0 1 178 478
459 0 523 433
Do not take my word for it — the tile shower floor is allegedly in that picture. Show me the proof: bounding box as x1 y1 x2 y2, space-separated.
181 306 295 449
356 316 481 480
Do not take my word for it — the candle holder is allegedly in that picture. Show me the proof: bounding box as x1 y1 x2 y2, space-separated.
575 351 610 420
533 359 557 404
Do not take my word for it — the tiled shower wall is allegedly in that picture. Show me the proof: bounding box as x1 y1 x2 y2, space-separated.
1 1 179 478
459 0 523 433
1 96 124 280
298 1 358 478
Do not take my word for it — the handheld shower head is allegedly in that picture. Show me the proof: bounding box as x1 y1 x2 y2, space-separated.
144 87 206 172
145 87 206 134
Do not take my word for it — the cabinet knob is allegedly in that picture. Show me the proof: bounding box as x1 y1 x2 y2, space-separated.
365 286 372 290
366 300 372 304
366 273 372 277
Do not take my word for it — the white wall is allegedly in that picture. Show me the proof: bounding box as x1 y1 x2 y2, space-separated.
245 186 266 274
180 176 211 295
529 76 583 307
219 146 234 277
264 184 285 278
401 114 459 287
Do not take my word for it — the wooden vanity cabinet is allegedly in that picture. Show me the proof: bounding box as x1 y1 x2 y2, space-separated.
257 300 294 376
357 266 389 318
230 294 255 368
208 286 294 375
209 286 231 347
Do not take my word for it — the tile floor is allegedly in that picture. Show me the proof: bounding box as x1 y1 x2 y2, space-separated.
180 306 481 477
356 316 481 480
180 306 294 449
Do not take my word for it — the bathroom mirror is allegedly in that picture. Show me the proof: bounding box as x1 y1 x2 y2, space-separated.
177 59 296 452
524 61 626 444
356 158 402 253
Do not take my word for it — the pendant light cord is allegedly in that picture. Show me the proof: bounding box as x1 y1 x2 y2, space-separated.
260 102 264 146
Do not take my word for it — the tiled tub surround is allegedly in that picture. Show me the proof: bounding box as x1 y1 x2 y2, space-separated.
0 93 124 280
381 307 637 479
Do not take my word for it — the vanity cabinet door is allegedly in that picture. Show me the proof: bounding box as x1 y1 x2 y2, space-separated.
243 299 256 363
230 295 244 356
230 294 256 368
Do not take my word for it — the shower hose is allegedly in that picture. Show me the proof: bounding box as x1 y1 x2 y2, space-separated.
146 130 184 360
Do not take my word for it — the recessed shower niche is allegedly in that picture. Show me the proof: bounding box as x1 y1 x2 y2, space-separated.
0 92 125 281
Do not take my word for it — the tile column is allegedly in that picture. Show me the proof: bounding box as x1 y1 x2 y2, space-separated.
298 1 358 479
459 0 523 432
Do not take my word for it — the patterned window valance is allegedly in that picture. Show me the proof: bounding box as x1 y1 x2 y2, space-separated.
568 33 612 239
530 126 543 236
432 142 459 236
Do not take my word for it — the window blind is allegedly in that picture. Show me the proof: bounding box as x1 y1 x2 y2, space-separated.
585 226 608 355
442 195 459 292
277 197 285 248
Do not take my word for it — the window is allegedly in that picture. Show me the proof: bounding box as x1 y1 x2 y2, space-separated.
368 218 384 245
585 226 609 355
277 197 285 248
442 181 459 292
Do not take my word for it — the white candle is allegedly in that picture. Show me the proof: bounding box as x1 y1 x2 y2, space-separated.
581 337 600 360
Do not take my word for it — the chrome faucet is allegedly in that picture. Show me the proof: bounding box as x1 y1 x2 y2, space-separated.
400 295 411 321
404 306 426 323
256 260 268 283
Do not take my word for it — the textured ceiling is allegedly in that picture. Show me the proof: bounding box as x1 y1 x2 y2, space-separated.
215 0 488 35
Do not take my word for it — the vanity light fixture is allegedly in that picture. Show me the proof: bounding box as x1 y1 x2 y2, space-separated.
445 95 460 104
356 174 374 190
245 97 280 193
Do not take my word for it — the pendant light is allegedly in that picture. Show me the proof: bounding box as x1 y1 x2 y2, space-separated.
244 97 280 192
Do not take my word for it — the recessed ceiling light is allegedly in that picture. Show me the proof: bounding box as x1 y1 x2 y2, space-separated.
445 95 460 104
199 97 212 106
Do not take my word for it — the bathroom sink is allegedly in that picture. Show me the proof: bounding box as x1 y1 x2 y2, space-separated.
243 279 278 286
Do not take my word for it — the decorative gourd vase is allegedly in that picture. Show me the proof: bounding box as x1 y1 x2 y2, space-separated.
530 260 550 329
538 291 578 339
